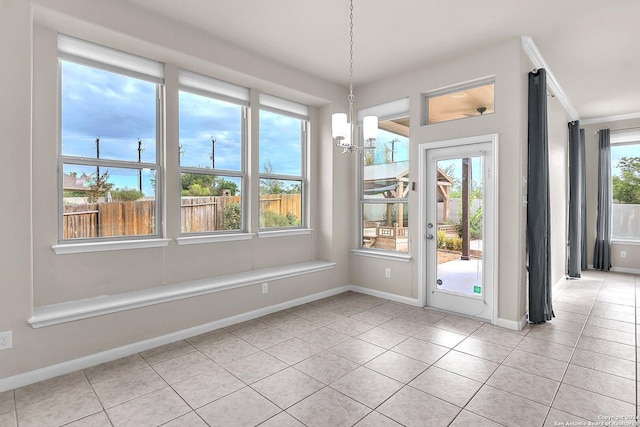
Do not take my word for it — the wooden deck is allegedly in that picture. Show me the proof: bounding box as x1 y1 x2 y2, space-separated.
363 222 408 252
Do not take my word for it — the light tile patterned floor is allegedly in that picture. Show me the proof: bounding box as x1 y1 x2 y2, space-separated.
0 270 637 426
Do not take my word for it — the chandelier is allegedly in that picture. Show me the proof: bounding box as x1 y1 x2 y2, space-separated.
332 0 378 153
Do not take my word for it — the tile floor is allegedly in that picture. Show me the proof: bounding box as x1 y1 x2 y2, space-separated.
0 270 638 426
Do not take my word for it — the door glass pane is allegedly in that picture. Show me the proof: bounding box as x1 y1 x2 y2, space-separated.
435 156 483 296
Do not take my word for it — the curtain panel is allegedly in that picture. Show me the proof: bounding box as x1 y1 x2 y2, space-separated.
527 69 553 323
580 129 588 270
568 121 583 278
593 129 612 271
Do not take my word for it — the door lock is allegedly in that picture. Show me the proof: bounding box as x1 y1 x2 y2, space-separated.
426 233 434 240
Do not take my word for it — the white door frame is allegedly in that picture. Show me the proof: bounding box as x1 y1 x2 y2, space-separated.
418 134 499 325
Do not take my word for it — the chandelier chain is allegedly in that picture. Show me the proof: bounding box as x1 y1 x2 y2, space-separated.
348 0 354 102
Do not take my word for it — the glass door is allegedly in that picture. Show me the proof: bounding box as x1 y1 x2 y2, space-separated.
425 142 494 321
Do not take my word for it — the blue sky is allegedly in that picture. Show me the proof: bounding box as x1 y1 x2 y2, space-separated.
259 110 302 176
611 144 640 178
62 60 303 197
372 128 409 164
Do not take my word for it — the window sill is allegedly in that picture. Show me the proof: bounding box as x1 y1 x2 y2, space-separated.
27 260 336 328
52 238 171 255
611 240 640 246
176 233 254 246
258 229 313 239
351 249 412 262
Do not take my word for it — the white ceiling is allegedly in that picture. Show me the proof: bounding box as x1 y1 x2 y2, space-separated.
125 0 640 121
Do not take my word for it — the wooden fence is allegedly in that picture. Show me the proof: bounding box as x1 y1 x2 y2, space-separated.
63 193 301 238
181 196 241 233
259 194 302 222
63 200 156 239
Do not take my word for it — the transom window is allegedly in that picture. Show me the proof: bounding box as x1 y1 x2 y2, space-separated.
424 78 495 125
59 35 163 240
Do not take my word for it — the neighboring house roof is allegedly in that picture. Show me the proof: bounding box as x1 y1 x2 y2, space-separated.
63 174 92 192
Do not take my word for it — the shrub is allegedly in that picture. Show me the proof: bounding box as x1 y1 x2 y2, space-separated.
223 202 241 230
444 235 462 251
260 210 298 228
437 230 446 249
456 206 483 239
111 188 144 201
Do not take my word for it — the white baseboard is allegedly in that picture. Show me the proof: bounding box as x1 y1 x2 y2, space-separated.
347 285 421 307
587 264 640 275
611 266 640 275
0 285 349 393
496 314 528 331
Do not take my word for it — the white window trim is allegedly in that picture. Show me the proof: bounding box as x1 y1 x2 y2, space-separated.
178 72 248 235
58 39 164 243
258 98 309 231
351 248 412 262
610 131 640 243
52 238 171 255
357 99 410 254
422 76 495 126
176 233 254 245
258 229 313 239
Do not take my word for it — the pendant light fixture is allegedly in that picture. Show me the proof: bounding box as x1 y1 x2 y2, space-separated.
332 0 377 153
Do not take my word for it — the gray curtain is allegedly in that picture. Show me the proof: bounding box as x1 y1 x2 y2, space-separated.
593 129 612 271
580 129 588 270
527 69 553 323
567 121 582 278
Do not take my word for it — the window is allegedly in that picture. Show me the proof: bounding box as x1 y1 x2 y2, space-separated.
359 99 410 252
178 70 248 234
59 35 163 241
259 94 308 229
424 78 494 125
611 130 640 241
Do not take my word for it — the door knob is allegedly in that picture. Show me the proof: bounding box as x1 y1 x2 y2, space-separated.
426 233 434 240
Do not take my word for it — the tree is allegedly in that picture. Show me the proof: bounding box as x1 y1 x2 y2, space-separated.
111 188 144 201
364 138 401 166
613 156 640 204
260 160 285 194
181 173 238 196
87 170 113 203
441 164 461 198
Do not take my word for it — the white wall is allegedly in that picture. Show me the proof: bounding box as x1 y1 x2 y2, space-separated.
349 39 530 324
547 94 571 287
0 0 352 380
583 118 640 272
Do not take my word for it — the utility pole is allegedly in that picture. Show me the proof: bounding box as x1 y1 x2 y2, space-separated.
210 137 216 169
96 136 100 177
137 138 144 193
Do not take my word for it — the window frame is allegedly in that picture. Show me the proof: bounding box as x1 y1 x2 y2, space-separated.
258 95 309 231
357 101 410 254
178 71 249 236
57 40 164 243
610 132 640 243
422 77 495 126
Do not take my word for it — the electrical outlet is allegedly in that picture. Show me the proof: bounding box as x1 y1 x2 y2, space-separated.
262 282 269 294
621 251 627 258
384 268 391 279
0 331 12 350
